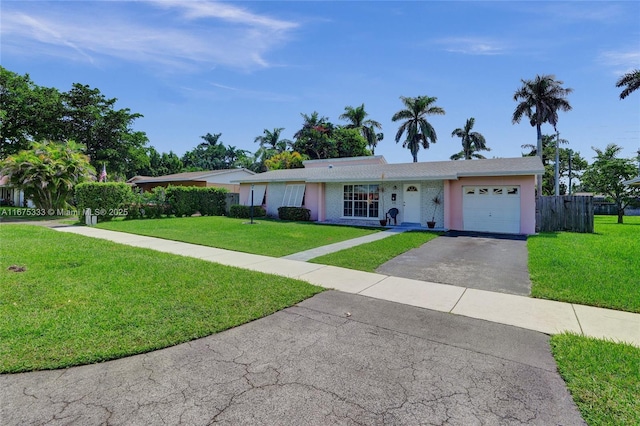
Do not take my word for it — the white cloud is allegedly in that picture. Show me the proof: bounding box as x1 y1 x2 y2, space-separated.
0 1 299 71
434 37 507 55
599 49 640 74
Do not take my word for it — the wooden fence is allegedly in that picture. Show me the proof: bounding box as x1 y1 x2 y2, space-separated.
536 196 594 233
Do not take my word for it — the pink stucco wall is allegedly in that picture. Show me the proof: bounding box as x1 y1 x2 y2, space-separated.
445 176 537 234
304 183 321 221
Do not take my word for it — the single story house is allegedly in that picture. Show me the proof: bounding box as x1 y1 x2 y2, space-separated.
234 155 544 235
128 169 255 193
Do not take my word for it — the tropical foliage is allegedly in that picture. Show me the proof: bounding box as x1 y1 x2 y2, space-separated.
522 135 587 195
291 111 370 160
339 104 383 154
0 140 95 210
581 144 640 223
616 69 640 100
392 95 445 162
181 133 249 171
0 67 149 178
450 117 489 160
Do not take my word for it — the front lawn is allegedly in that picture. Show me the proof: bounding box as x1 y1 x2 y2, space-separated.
0 225 323 373
309 231 440 272
551 334 640 426
528 215 640 313
97 216 378 257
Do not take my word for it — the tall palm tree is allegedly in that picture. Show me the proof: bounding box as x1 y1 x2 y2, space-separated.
254 128 291 152
512 74 572 194
391 95 445 162
339 104 382 154
616 69 640 99
450 117 489 160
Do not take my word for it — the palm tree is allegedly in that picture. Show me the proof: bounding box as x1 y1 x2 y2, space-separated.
339 104 382 154
391 95 445 162
254 128 291 152
512 74 572 194
616 69 640 99
450 117 489 160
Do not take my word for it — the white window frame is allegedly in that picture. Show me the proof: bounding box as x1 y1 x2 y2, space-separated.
243 184 266 206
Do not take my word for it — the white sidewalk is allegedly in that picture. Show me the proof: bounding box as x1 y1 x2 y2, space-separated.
56 226 640 347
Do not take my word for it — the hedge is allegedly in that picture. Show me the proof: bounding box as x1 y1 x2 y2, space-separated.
75 182 135 222
165 186 228 217
278 206 311 221
229 204 266 219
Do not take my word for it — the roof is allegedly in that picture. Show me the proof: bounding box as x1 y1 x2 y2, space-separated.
128 169 255 184
623 176 640 187
234 157 545 184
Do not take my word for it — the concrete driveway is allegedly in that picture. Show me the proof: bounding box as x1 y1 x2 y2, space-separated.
1 291 584 425
376 232 532 296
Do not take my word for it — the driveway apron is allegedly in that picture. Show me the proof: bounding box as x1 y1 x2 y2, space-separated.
376 233 532 296
1 292 584 425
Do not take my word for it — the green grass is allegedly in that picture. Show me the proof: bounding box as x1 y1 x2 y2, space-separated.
309 231 441 272
0 225 323 373
551 334 640 425
528 215 640 313
97 216 379 257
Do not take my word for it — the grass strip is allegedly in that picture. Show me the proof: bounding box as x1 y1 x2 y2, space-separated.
528 215 640 313
0 225 323 373
97 216 378 257
551 334 640 426
309 231 440 272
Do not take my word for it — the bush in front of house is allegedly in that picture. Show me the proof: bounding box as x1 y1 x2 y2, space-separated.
229 204 266 219
125 187 168 220
165 186 228 217
75 182 135 222
278 206 311 221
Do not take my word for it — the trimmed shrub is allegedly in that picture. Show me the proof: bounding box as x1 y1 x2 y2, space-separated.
229 204 266 219
75 182 135 222
165 186 228 217
125 187 168 220
278 206 311 221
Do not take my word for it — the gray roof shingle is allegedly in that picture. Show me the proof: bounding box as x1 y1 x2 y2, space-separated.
235 157 544 183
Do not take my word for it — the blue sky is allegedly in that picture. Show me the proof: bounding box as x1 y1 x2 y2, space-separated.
2 1 639 166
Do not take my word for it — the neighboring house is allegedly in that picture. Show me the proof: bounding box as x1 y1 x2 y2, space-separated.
0 175 33 207
128 169 255 193
234 155 544 235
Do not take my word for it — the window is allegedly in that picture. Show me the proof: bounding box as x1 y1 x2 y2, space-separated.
478 188 489 195
507 187 519 195
465 187 475 195
343 184 379 218
282 184 305 207
243 185 266 206
493 188 503 195
406 185 418 192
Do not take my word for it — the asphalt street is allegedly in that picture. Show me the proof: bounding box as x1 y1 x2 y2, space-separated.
1 291 584 425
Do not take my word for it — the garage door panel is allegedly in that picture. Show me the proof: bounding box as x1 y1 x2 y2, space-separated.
463 186 520 234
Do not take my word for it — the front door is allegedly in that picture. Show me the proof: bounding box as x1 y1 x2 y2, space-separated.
403 184 421 223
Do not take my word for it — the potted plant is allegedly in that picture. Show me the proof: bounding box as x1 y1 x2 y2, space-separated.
427 191 442 229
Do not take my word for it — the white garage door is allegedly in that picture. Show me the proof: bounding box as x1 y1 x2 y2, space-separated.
463 186 521 234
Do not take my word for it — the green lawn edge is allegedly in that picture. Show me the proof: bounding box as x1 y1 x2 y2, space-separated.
96 216 379 257
0 225 323 373
309 230 441 272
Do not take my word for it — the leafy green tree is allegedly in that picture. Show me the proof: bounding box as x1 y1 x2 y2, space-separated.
138 147 184 176
0 140 95 210
339 104 382 154
182 133 227 170
62 83 149 178
392 95 445 162
450 117 489 160
291 112 337 159
616 69 640 99
0 67 66 157
581 144 640 223
265 151 307 170
512 74 572 194
333 127 370 158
